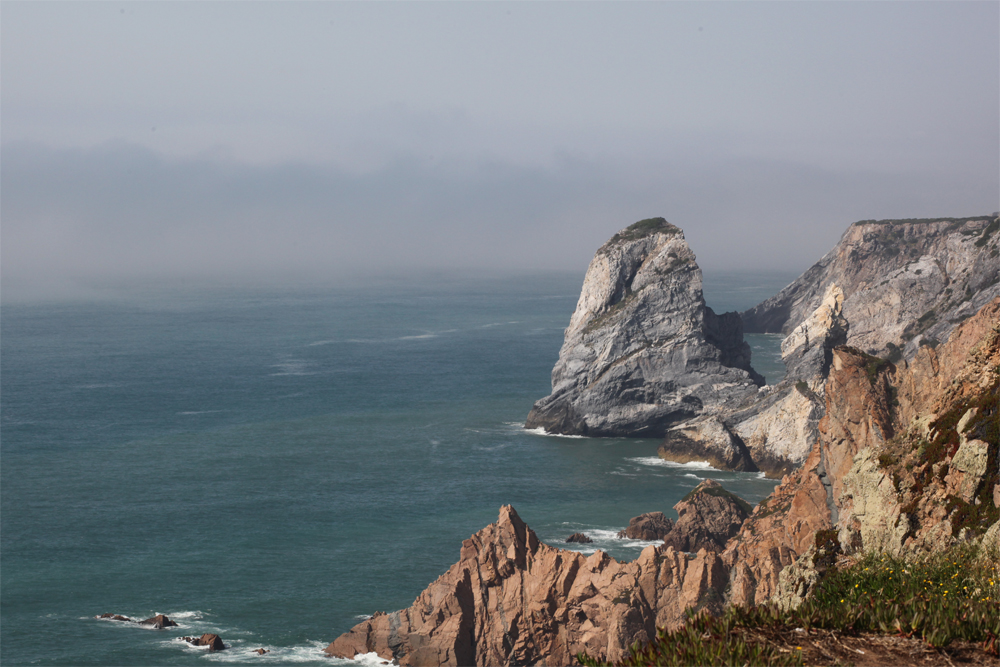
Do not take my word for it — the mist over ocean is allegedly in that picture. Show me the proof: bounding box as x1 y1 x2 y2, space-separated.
1 270 794 665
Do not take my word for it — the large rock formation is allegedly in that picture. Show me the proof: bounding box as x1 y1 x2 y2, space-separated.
525 218 763 437
742 216 1000 360
325 300 999 666
725 297 1000 608
617 512 673 540
665 215 998 477
325 506 729 666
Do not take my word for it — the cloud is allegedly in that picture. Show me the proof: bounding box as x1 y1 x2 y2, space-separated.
2 140 997 301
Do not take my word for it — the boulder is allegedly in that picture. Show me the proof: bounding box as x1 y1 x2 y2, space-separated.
254 648 270 655
183 634 225 651
139 614 178 629
617 512 673 540
661 480 751 553
565 532 593 544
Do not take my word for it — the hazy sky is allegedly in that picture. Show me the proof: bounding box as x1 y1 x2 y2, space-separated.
3 1 998 297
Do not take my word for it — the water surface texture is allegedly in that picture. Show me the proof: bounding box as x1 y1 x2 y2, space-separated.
2 271 796 665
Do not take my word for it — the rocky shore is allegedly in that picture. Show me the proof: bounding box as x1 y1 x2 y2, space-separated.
327 295 999 665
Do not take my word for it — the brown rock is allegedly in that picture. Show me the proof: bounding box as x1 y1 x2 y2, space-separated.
325 505 728 666
183 634 225 651
616 512 673 540
565 532 593 544
139 614 178 629
97 613 132 622
662 480 750 553
254 648 269 655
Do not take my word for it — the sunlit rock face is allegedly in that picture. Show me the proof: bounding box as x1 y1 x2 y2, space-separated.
525 218 763 438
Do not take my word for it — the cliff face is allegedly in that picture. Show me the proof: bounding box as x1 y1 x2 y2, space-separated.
325 300 999 666
742 216 1000 360
726 297 1000 608
664 216 998 477
324 506 729 666
525 218 763 437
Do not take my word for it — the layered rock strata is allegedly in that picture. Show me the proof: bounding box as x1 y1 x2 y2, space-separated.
726 297 1000 608
742 216 1000 360
525 218 763 437
326 301 998 664
325 506 729 666
666 216 998 477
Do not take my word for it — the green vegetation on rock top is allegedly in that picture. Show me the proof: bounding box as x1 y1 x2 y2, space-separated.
602 218 680 249
852 215 993 227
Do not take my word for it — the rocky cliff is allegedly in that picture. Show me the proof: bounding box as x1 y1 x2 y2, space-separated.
324 506 729 666
525 218 763 438
325 298 999 666
726 296 1000 609
662 215 998 477
742 215 1000 360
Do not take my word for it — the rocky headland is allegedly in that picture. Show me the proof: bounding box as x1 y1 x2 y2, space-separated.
665 215 999 477
327 296 999 665
524 218 764 439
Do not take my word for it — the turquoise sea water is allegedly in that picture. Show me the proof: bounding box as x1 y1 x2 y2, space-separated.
1 270 796 666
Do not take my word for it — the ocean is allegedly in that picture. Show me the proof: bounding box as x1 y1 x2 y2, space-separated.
1 270 795 666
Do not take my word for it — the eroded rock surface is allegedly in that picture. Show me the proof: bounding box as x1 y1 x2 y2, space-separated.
325 506 728 666
663 480 752 553
525 217 763 438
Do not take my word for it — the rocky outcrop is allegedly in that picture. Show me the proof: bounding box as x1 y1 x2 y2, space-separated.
742 216 1000 360
95 613 178 629
726 297 1000 608
139 614 178 629
617 512 673 540
526 217 763 437
566 533 593 544
183 634 225 651
325 506 729 666
662 480 752 553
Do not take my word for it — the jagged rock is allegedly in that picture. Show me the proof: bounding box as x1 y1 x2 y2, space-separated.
525 217 763 438
617 512 673 540
183 634 225 651
139 614 177 629
742 216 1000 361
773 531 841 612
662 480 751 553
254 648 269 655
97 613 132 622
727 297 1000 607
566 532 593 544
325 505 728 666
663 284 846 477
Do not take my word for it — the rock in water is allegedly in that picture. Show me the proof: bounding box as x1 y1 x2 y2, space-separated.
617 512 674 540
565 532 593 543
661 480 752 553
97 613 132 622
139 614 178 629
526 217 763 437
325 505 729 666
183 634 225 651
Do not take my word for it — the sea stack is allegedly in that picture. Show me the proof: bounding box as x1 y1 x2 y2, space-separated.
525 218 763 438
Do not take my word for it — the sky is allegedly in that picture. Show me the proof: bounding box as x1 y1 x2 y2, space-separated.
2 1 998 298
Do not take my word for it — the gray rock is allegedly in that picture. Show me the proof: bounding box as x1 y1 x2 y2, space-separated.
525 218 763 437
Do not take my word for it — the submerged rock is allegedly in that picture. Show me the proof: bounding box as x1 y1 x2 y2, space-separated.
526 217 763 438
565 532 593 543
617 512 673 540
97 613 133 622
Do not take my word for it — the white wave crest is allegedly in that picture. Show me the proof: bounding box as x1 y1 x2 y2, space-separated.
626 456 719 470
521 426 587 439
